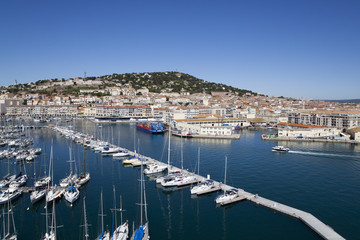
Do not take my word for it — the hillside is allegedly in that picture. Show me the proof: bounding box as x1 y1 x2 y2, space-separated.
2 71 256 97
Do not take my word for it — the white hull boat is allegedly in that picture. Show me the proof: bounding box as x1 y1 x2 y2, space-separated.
215 188 239 204
144 163 167 175
0 188 22 204
112 222 129 240
190 180 215 195
46 187 64 203
64 185 80 204
30 189 46 204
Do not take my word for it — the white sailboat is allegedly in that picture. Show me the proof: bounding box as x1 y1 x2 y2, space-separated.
112 195 128 240
59 147 77 188
96 191 110 240
35 146 51 188
46 145 64 203
2 201 17 240
131 163 149 240
111 187 128 240
215 156 239 204
42 202 56 240
30 154 46 204
0 188 22 205
146 126 172 176
190 148 215 194
64 180 80 204
75 143 90 187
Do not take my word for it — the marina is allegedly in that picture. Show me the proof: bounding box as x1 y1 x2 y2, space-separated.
47 124 344 240
0 120 358 239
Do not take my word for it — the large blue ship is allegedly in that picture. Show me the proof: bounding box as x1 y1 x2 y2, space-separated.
136 122 166 134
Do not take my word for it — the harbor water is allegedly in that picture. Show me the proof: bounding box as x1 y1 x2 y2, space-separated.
1 119 360 239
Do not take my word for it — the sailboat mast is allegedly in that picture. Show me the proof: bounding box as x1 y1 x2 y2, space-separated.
120 195 123 225
2 209 5 239
45 202 49 236
140 162 143 226
100 191 104 233
198 148 200 175
83 197 89 240
69 147 73 175
112 186 115 235
53 201 57 240
167 125 171 168
224 156 227 186
181 135 183 170
83 142 86 174
7 202 10 237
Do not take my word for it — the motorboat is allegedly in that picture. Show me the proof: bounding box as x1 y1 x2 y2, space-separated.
272 145 290 152
101 146 121 154
122 156 140 165
144 163 167 174
112 151 130 158
190 180 216 195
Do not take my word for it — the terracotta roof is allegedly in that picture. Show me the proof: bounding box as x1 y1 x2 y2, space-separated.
348 127 360 133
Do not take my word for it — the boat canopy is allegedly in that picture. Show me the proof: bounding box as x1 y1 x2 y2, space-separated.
67 186 77 192
134 226 145 240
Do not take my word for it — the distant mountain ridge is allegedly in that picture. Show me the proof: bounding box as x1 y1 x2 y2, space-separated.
322 99 360 103
2 71 257 97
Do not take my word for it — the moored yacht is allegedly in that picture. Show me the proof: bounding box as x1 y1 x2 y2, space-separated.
190 180 216 195
0 188 22 204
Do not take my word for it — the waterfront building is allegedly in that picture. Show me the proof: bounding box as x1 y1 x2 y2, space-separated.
347 127 360 141
287 110 360 129
277 122 341 139
174 117 250 136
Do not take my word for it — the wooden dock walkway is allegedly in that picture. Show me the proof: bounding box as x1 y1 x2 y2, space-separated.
49 127 346 240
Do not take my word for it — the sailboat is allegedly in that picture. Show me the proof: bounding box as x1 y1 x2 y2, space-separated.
34 146 51 188
64 179 80 204
59 147 77 188
145 126 172 175
160 135 198 187
42 202 56 240
111 187 128 240
46 145 64 203
75 142 90 187
131 163 149 240
96 191 110 240
82 197 90 240
2 201 17 240
190 148 216 194
30 157 46 204
215 156 239 204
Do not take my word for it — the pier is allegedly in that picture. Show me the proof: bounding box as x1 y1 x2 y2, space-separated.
49 126 345 240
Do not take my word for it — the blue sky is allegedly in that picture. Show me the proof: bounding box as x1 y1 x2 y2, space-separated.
0 0 359 99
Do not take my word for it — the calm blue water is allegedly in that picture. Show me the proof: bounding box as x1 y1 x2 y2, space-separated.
1 120 360 239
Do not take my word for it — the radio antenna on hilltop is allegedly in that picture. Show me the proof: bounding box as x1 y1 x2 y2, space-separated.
84 72 87 80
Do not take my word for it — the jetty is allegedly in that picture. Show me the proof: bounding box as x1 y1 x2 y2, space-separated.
48 126 345 240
